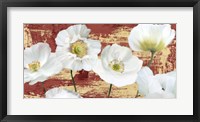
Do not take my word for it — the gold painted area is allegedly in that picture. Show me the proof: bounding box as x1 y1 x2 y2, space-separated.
24 25 176 98
89 26 132 44
48 69 76 80
24 25 33 48
64 75 138 98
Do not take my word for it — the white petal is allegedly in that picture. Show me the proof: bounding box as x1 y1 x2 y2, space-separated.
137 67 176 98
39 53 63 77
84 39 101 55
107 44 124 61
111 44 133 61
124 55 143 73
24 69 34 82
166 70 177 95
62 56 76 70
55 46 73 64
161 92 175 98
148 78 163 94
24 69 47 85
55 50 80 70
24 70 48 85
166 70 177 77
101 45 111 70
55 29 71 46
155 71 176 94
25 43 51 67
56 51 83 71
128 24 160 51
94 44 143 87
101 44 136 71
28 75 48 85
128 24 175 51
93 60 137 87
144 24 163 43
66 24 90 39
128 26 145 51
82 55 98 71
145 93 163 98
110 72 138 87
161 24 176 46
136 67 154 95
137 67 154 79
24 48 36 68
45 88 82 98
145 91 175 99
55 46 70 53
70 58 83 71
55 24 90 47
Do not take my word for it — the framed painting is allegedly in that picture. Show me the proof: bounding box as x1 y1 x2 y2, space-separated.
0 0 199 122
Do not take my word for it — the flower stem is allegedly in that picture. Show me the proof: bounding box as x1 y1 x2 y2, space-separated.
147 51 155 67
108 84 112 98
70 70 77 92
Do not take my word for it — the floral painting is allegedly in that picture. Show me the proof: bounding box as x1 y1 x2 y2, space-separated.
24 24 176 98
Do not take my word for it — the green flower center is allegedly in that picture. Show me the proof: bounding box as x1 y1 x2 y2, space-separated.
71 40 87 58
139 39 165 52
112 64 121 71
28 60 40 72
109 59 124 73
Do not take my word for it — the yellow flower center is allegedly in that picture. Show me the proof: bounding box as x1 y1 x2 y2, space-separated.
28 60 40 72
71 40 87 58
139 39 165 52
109 59 124 73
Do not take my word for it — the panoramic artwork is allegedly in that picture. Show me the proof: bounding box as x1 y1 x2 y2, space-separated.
24 24 176 98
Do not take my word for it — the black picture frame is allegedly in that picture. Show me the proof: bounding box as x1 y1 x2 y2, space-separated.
0 0 199 122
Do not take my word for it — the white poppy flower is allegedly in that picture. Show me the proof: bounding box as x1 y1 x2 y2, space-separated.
24 43 63 85
93 44 143 87
128 24 175 52
137 66 176 98
55 24 101 71
45 87 82 98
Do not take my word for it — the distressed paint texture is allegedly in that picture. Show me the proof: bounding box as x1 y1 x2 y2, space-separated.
24 24 176 98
